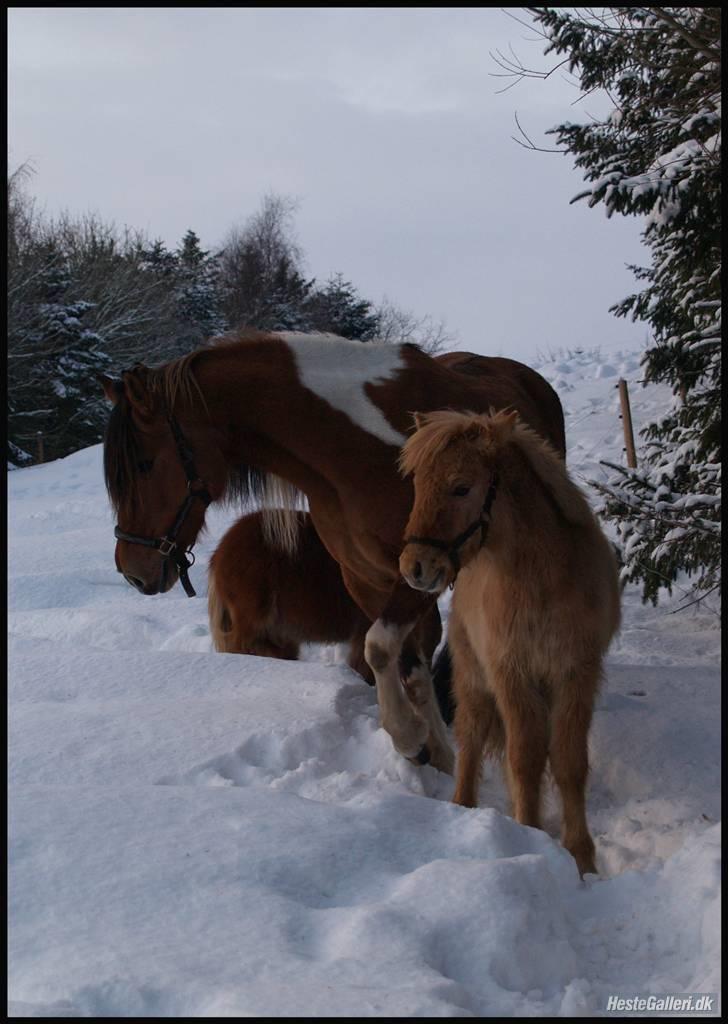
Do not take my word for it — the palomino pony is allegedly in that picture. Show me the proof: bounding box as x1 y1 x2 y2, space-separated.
399 409 620 874
101 331 565 774
208 510 375 682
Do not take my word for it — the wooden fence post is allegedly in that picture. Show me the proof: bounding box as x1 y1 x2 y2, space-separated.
36 431 45 465
617 378 637 469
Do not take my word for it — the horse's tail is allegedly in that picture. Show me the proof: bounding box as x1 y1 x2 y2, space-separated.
208 568 234 653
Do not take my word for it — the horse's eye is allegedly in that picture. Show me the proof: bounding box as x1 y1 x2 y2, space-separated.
137 459 154 475
452 484 470 497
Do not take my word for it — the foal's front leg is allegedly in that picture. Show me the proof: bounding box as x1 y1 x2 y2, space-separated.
448 611 499 808
365 582 453 775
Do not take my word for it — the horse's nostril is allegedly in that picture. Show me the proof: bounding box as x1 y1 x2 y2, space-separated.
124 574 144 591
413 561 422 580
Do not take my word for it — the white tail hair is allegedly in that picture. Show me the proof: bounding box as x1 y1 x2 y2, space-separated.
259 475 307 554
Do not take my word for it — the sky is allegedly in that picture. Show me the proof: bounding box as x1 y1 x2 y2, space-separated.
8 7 648 361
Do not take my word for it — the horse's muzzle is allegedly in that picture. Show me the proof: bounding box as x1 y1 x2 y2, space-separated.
400 562 446 594
123 573 160 596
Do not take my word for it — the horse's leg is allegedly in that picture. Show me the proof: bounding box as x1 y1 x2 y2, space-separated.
364 579 454 774
494 670 549 829
339 572 428 761
548 669 599 876
449 612 498 808
347 620 375 685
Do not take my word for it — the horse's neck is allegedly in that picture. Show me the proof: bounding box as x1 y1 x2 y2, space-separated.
200 334 412 481
487 432 595 584
485 463 555 573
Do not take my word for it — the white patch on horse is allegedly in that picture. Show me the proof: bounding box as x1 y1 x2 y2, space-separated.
282 333 406 447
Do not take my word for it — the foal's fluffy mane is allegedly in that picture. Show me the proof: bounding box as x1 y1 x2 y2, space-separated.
400 408 593 528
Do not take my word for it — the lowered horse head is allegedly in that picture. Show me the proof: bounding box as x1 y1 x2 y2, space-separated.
399 408 521 594
101 364 228 596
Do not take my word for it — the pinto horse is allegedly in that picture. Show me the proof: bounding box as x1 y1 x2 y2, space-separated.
101 331 565 774
399 409 620 873
208 510 376 682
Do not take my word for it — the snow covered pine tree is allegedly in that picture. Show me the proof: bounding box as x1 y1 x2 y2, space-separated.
528 7 721 604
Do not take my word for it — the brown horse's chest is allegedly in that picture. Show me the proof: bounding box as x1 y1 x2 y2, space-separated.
307 499 399 603
453 555 567 682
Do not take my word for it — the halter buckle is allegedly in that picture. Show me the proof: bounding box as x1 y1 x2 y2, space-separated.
158 537 176 557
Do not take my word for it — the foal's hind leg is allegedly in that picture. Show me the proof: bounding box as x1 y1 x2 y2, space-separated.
495 671 549 829
449 613 498 808
548 672 598 876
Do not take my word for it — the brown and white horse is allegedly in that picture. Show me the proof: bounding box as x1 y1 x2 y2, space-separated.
399 409 620 873
101 331 565 774
208 510 375 682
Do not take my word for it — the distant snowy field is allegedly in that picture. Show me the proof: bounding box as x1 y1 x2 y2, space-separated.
9 349 720 1017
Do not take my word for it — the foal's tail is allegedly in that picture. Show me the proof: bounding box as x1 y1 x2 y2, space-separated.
208 570 234 653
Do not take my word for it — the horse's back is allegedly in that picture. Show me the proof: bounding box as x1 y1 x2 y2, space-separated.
434 351 566 456
209 510 367 645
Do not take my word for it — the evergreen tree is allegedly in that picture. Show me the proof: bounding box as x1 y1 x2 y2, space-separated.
9 239 112 461
306 273 380 340
175 229 227 344
524 7 721 604
138 238 178 277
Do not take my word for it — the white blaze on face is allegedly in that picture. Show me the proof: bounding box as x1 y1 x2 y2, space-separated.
282 333 406 446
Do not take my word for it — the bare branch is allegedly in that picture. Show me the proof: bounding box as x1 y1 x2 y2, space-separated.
511 112 564 154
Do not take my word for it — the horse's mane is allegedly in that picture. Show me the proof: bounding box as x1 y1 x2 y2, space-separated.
146 330 274 414
400 408 593 528
103 333 307 552
510 419 593 528
149 349 209 417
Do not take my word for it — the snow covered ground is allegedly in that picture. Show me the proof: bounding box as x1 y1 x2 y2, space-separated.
8 348 721 1017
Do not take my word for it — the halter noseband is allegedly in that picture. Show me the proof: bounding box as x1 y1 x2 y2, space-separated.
403 471 499 582
114 414 212 598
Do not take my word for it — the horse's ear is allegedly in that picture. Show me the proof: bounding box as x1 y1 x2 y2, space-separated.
122 365 158 418
497 409 519 432
464 421 486 442
97 373 124 405
488 408 519 443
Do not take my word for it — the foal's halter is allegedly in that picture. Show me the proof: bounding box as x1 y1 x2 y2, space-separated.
114 415 212 598
403 471 499 581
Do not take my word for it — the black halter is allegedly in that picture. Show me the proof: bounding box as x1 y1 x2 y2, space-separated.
114 415 212 598
403 471 499 581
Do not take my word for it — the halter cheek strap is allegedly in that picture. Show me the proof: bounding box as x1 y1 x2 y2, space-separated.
403 471 499 582
114 414 212 598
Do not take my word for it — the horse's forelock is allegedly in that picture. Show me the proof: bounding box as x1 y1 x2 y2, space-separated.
103 397 142 516
399 409 484 477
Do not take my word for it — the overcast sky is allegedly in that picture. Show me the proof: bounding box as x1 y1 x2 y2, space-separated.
8 7 648 361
